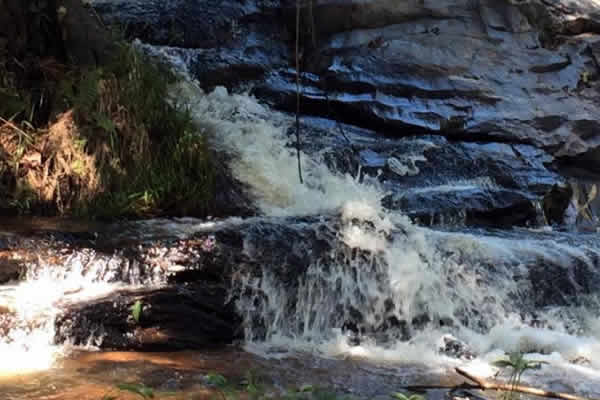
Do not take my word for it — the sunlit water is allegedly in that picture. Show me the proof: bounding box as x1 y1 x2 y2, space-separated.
1 79 599 398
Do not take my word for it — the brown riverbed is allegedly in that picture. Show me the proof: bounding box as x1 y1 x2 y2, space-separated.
0 348 466 400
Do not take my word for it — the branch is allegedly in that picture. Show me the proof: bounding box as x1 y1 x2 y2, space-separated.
455 367 596 400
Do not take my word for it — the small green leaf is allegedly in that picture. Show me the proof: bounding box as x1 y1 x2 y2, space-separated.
131 300 142 323
205 373 227 387
298 384 314 392
391 392 424 400
117 383 155 398
492 360 514 368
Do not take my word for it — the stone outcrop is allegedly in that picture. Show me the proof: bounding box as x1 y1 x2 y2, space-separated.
89 0 600 229
1 215 598 350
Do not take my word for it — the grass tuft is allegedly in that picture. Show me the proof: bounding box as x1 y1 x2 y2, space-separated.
0 40 215 219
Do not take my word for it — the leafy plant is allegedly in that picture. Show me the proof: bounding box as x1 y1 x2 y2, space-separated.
298 384 314 393
131 300 143 323
116 383 155 399
205 373 228 388
492 352 547 399
391 393 425 400
242 369 265 399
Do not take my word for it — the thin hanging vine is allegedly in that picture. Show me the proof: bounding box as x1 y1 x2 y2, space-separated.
295 0 304 184
306 0 361 167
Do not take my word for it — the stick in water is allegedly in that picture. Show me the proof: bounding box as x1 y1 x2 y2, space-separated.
455 367 597 400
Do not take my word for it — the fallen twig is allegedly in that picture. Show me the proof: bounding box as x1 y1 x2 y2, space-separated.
455 367 596 400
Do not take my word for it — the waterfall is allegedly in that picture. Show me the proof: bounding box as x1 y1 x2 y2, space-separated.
0 236 166 372
0 76 599 396
178 81 600 394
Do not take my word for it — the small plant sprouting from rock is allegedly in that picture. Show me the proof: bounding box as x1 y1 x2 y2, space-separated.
242 369 265 399
116 382 155 398
492 352 547 399
205 373 228 387
391 392 425 400
131 300 143 323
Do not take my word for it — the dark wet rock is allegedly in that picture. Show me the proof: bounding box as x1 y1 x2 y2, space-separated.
465 194 538 228
91 0 600 167
92 0 288 90
2 214 600 350
570 356 592 366
249 0 600 162
529 254 600 307
91 0 279 49
87 0 600 228
0 255 23 284
543 184 574 225
342 320 361 346
0 234 26 284
55 284 241 350
48 217 335 349
438 334 476 360
298 119 564 228
387 188 537 228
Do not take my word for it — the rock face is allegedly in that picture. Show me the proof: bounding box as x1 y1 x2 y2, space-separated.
90 0 600 229
1 215 597 350
271 0 600 156
0 217 332 350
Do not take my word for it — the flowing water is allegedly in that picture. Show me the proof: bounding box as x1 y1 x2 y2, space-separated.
1 77 600 398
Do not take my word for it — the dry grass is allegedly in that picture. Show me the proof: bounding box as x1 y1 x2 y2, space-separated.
0 111 101 213
1 42 215 219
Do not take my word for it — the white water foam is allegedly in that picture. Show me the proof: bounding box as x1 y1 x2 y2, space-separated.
0 246 177 374
175 84 600 395
0 254 126 373
177 83 384 217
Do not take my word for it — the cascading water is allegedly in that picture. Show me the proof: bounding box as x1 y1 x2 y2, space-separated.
0 70 599 396
0 236 167 373
174 79 600 395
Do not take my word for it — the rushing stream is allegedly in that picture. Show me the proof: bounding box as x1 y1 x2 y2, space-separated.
1 77 600 398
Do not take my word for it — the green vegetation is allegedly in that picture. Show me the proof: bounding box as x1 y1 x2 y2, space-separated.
102 371 362 400
390 393 424 400
71 43 215 219
115 383 156 399
492 352 547 400
1 29 215 219
131 300 143 323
